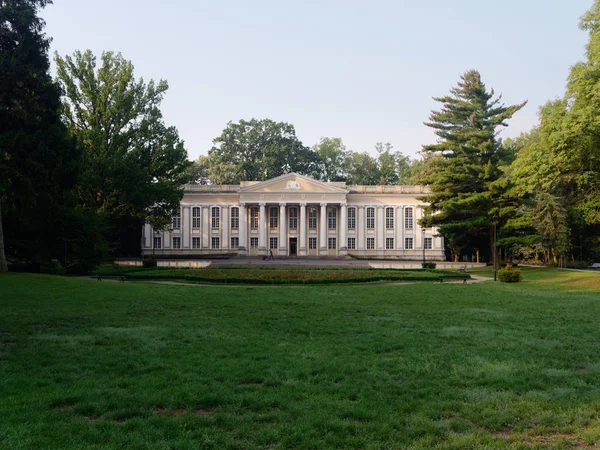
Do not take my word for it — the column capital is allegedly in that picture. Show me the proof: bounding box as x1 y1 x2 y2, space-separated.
299 202 307 207
279 202 286 207
340 202 347 207
259 202 266 207
320 202 328 208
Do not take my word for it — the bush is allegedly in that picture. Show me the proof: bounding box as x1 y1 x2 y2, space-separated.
143 257 157 268
422 262 437 269
40 260 65 276
498 268 522 283
566 260 590 270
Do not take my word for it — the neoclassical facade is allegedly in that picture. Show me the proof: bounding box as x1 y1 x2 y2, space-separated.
142 173 445 260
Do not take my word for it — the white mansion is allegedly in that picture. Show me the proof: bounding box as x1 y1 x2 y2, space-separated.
142 173 445 260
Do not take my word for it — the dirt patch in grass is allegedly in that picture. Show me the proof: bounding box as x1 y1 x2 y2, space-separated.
195 408 213 416
493 430 595 449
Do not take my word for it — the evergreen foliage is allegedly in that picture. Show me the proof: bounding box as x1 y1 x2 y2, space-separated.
420 70 526 261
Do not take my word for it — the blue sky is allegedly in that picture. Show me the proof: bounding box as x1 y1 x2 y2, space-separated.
42 0 592 160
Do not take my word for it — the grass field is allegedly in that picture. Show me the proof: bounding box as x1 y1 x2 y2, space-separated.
1 268 600 449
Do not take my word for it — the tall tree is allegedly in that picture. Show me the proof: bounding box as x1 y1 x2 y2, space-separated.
0 0 82 271
421 70 526 261
208 119 314 183
375 142 398 185
55 50 190 254
312 137 348 182
345 151 380 185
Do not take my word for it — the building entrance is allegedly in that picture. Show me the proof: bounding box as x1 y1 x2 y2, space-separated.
289 238 297 256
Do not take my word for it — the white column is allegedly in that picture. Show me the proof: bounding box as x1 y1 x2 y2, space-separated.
299 203 307 256
239 204 247 254
377 206 384 250
416 207 423 249
279 203 287 254
182 207 190 248
144 224 151 249
397 206 403 250
319 202 327 255
340 203 347 255
222 207 229 250
258 202 267 255
358 206 365 250
202 206 209 248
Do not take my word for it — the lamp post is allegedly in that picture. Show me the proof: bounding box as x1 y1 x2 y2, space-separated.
492 215 498 281
422 228 426 265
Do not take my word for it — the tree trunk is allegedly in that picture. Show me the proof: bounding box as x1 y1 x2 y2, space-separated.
475 249 480 263
552 248 557 265
0 202 8 272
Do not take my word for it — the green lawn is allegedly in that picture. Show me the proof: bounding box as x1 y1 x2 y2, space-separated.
1 269 600 449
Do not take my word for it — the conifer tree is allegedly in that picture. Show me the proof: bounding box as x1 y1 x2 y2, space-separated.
420 70 526 262
0 0 81 271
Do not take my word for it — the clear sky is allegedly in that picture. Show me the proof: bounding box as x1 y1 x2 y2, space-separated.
42 0 592 161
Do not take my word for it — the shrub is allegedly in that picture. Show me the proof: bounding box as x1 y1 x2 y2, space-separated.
566 260 590 270
143 257 157 268
498 268 522 283
40 260 65 276
422 262 437 269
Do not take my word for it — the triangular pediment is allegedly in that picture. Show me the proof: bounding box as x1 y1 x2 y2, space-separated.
239 173 348 194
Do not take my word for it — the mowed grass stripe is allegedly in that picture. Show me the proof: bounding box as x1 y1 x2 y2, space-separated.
1 270 600 449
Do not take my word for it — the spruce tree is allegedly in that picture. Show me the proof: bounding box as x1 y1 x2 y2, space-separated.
0 0 80 270
421 70 526 262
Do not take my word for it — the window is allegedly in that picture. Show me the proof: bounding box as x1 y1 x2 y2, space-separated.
405 208 413 229
211 207 220 229
153 236 162 249
192 237 200 249
172 237 181 249
289 207 298 229
269 207 278 228
211 237 220 249
328 209 337 229
347 237 356 250
250 207 259 229
405 237 413 249
231 207 239 229
386 238 394 250
231 237 239 249
172 210 181 229
424 237 433 249
348 207 356 229
386 207 394 229
308 208 317 229
367 207 375 229
328 238 337 249
309 237 317 249
269 237 278 249
192 207 201 228
250 237 258 249
367 237 375 250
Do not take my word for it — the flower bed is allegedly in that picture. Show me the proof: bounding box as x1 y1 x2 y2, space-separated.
93 266 468 285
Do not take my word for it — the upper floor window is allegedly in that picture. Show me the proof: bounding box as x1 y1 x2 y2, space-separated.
153 236 162 249
289 207 298 229
405 208 413 229
192 207 201 228
386 207 394 229
308 208 317 229
347 207 356 229
172 210 181 229
211 207 220 229
250 207 259 229
269 207 278 228
231 207 239 229
328 209 337 229
366 207 375 229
